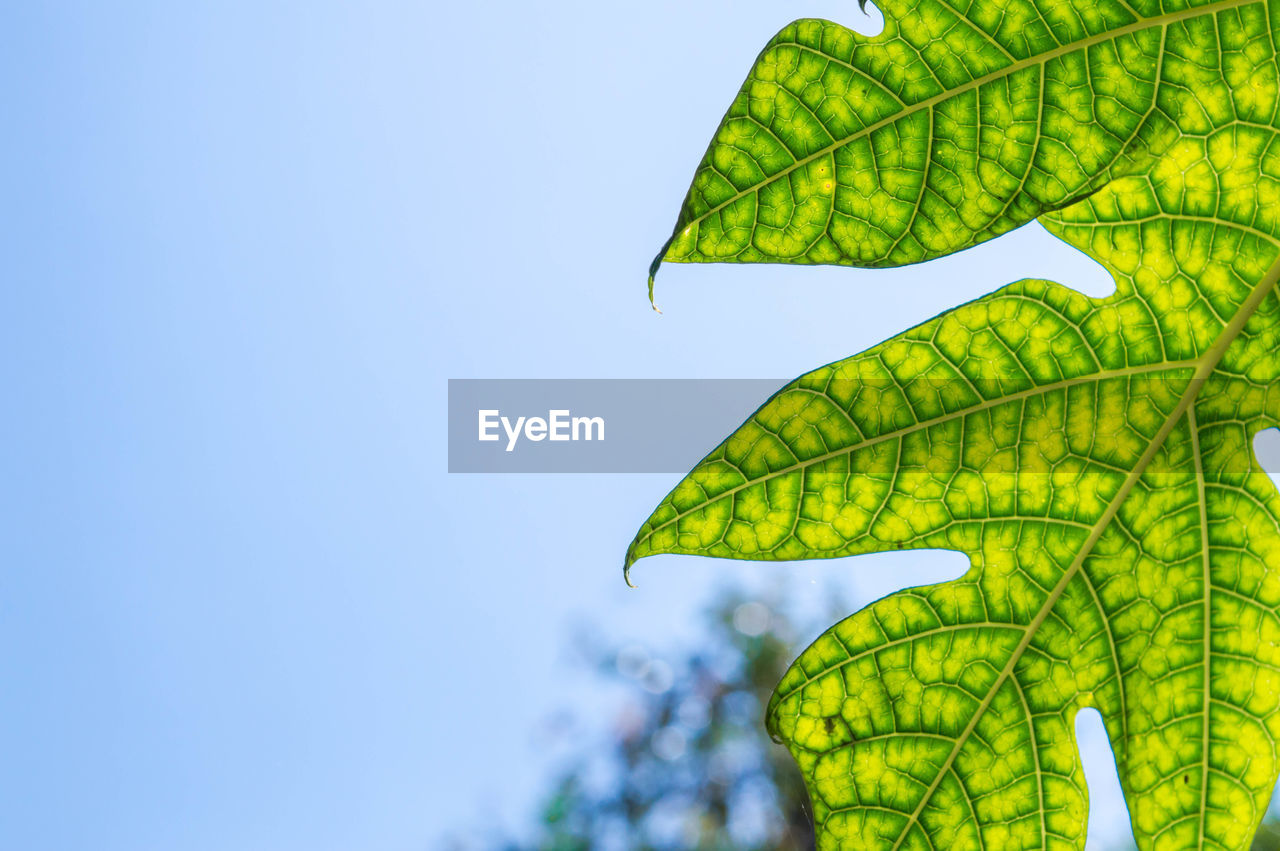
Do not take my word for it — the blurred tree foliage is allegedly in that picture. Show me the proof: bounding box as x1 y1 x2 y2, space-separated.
495 586 835 851
460 585 1280 851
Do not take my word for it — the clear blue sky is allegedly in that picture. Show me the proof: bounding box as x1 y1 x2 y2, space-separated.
2 2 1274 849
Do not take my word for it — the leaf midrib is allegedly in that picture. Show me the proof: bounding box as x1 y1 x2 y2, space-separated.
660 0 1254 260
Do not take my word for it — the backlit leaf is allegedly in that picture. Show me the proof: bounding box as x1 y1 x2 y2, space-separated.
648 0 1255 292
633 0 1280 847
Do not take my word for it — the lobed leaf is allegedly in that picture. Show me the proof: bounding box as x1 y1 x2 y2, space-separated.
634 0 1280 847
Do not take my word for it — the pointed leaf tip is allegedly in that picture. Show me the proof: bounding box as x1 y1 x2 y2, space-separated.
623 540 641 587
647 260 663 313
647 233 678 314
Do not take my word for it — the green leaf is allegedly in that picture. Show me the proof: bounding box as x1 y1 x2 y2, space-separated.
647 0 1256 297
633 0 1280 847
631 234 1280 847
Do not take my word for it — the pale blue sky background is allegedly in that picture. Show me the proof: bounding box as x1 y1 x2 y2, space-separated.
3 2 1276 850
